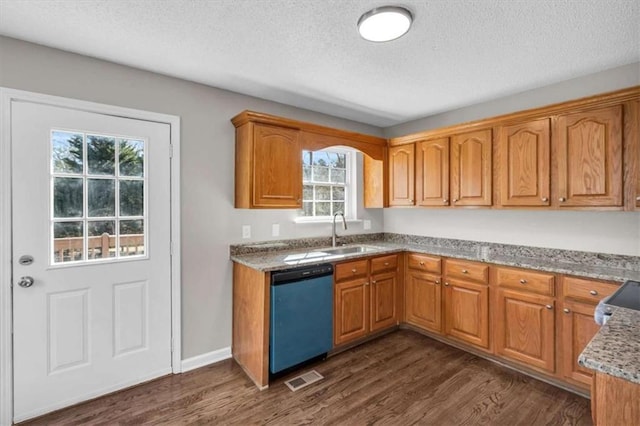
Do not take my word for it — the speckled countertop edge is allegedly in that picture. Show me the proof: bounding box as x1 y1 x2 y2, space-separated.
578 306 640 384
230 238 640 282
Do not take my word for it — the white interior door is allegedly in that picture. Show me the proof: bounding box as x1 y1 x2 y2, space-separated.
11 101 173 422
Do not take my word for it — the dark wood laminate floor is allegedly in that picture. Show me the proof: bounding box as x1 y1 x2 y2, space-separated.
21 330 592 425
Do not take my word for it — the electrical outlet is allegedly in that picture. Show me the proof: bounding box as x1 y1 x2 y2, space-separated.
242 225 251 239
272 223 280 237
363 220 371 230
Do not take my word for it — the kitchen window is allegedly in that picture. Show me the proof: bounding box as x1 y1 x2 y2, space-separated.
300 148 355 220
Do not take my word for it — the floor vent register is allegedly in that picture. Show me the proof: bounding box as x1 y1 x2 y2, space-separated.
284 370 324 392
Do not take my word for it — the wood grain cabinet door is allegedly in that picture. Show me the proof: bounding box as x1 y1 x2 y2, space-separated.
370 271 398 333
416 138 450 206
560 300 601 387
389 144 415 206
444 280 489 349
252 123 302 208
334 278 369 346
495 289 555 373
405 271 442 333
497 119 550 206
555 105 623 207
450 129 492 206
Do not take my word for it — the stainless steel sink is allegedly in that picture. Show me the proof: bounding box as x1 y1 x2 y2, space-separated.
315 245 381 255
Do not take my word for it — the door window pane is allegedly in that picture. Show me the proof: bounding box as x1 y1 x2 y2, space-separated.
88 179 115 217
119 139 144 177
87 135 116 175
120 180 144 216
53 221 83 263
52 131 83 174
120 220 145 256
88 221 115 259
53 177 83 218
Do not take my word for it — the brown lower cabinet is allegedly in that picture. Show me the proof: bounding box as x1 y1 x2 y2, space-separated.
405 253 443 333
444 259 491 350
334 254 399 346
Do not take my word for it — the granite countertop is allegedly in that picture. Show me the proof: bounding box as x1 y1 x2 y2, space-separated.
230 234 640 283
578 307 640 384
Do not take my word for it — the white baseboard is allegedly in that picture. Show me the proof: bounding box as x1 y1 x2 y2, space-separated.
181 347 232 372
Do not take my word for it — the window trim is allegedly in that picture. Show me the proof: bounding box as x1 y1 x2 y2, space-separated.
297 147 358 223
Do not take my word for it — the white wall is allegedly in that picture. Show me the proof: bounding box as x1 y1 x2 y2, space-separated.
0 36 384 358
383 63 640 256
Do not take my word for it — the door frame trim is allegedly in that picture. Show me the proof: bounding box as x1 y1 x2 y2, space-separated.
0 88 182 425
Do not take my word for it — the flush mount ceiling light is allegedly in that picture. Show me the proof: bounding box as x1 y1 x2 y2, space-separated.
357 6 413 42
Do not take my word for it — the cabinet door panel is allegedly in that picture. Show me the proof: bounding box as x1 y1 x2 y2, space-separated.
561 300 600 387
556 105 623 207
370 271 397 332
416 138 450 206
334 278 368 346
498 119 550 206
444 280 489 349
389 144 415 206
451 129 492 206
496 289 555 373
252 124 302 208
405 271 442 333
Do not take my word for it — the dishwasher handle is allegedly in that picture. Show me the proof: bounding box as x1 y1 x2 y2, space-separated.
271 263 334 285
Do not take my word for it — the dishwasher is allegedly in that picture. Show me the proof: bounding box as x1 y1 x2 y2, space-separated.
270 263 333 375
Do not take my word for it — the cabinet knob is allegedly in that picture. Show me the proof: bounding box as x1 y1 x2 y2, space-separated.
419 261 425 266
443 199 448 204
384 262 389 266
541 197 549 202
435 280 440 285
372 280 377 284
563 308 571 314
364 282 370 286
462 269 468 274
545 305 553 310
444 282 450 286
453 198 459 203
559 197 566 202
520 279 527 284
590 290 598 296
636 196 640 202
351 269 357 273
409 199 414 203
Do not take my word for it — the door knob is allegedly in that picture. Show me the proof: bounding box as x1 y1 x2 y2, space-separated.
17 276 34 288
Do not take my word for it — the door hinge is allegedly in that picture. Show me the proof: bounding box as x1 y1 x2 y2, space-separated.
169 144 174 159
170 241 174 256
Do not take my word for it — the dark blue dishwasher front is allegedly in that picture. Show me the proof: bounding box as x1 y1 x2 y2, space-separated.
270 264 333 375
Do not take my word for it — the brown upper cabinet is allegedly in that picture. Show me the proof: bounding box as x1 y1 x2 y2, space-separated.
416 138 450 207
388 144 415 206
555 105 623 207
232 111 387 209
450 129 493 206
496 119 551 207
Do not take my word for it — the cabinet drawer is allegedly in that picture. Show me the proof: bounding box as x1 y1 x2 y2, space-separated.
445 259 489 284
371 254 398 274
335 259 369 282
495 267 555 296
563 276 619 304
407 253 441 274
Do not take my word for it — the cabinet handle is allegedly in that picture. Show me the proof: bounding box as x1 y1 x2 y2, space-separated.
352 269 357 273
444 282 450 286
520 279 527 284
545 305 553 310
409 199 414 203
364 282 370 286
462 269 468 274
384 262 389 266
590 290 598 296
636 196 640 202
541 197 549 202
435 280 440 285
419 261 425 266
443 198 448 204
372 280 377 284
453 198 459 203
559 197 566 202
563 308 571 314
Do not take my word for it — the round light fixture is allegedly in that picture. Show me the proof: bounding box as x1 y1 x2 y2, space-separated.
357 6 413 42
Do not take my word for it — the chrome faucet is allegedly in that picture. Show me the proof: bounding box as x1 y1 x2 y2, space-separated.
332 212 347 247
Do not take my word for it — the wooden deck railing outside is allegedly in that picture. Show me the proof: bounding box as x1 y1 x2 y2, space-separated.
53 233 144 262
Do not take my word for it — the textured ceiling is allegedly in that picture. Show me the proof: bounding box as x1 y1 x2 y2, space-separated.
0 0 638 127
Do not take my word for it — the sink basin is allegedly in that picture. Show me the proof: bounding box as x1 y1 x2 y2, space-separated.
316 245 381 255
